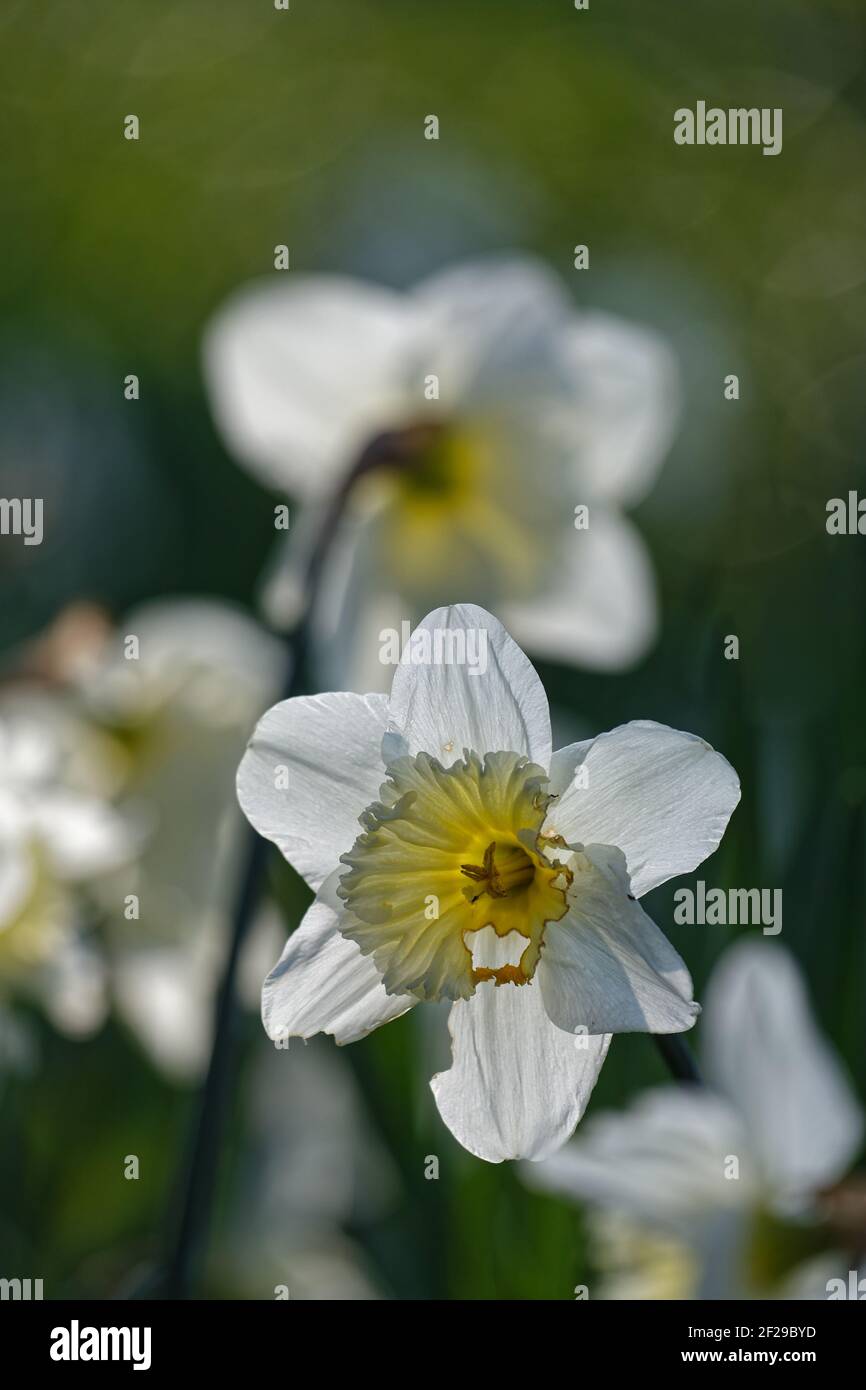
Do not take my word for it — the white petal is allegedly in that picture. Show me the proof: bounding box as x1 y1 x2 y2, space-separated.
40 934 108 1038
89 598 283 717
203 276 419 497
549 720 741 898
258 497 358 637
412 255 571 406
306 508 406 695
704 941 864 1203
503 510 658 672
114 945 214 1081
237 691 389 891
39 791 135 880
546 737 594 797
262 876 416 1045
525 1086 754 1231
540 844 698 1035
317 585 409 699
385 604 551 767
558 312 680 507
431 932 610 1162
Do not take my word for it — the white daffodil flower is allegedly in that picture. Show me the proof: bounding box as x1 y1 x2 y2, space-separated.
77 598 284 1079
525 940 864 1298
239 604 739 1163
204 256 679 688
0 689 134 1036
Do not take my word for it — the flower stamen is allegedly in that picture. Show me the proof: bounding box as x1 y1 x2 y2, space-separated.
460 840 535 900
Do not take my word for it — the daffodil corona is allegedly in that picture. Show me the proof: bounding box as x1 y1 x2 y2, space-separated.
338 747 578 1001
238 604 741 1162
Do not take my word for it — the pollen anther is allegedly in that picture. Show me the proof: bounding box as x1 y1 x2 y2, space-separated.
460 840 535 900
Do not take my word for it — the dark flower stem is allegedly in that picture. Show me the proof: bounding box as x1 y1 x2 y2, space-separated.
159 445 395 1299
653 1033 703 1084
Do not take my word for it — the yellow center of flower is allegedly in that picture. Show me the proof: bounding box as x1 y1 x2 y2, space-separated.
337 749 572 1002
362 424 541 600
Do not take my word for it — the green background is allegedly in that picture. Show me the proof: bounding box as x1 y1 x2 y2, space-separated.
1 0 865 1298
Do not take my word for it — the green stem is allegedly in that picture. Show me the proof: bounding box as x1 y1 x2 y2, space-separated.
653 1033 703 1085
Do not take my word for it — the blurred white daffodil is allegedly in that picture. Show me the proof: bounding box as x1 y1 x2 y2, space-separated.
224 1040 396 1300
525 940 864 1298
204 257 679 689
239 604 739 1162
77 598 284 1078
0 688 134 1036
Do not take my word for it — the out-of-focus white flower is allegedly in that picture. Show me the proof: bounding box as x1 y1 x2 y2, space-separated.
204 256 680 688
0 688 133 1036
78 598 284 1078
238 604 739 1162
221 1038 395 1300
525 940 864 1298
